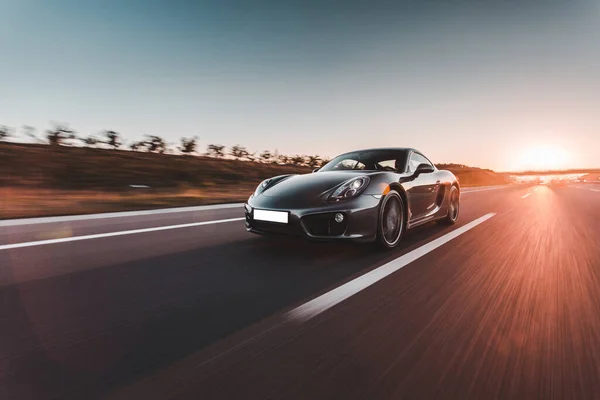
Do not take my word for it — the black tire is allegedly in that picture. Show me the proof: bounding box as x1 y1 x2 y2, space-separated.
376 190 405 249
440 185 460 225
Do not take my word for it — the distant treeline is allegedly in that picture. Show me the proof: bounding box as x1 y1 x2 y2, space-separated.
0 123 331 168
0 123 511 190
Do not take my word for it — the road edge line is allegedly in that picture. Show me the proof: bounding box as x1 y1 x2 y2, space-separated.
0 217 245 251
0 203 245 227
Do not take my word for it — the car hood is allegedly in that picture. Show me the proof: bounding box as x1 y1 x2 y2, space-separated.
262 171 370 198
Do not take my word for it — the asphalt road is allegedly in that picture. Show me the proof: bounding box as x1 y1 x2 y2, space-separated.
2 184 599 399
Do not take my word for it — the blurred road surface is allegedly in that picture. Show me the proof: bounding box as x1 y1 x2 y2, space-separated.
2 184 599 399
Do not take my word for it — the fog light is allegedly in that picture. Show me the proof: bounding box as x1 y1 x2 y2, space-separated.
334 213 344 223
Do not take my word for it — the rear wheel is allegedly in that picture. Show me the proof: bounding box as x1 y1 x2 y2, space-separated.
440 185 460 225
376 190 405 249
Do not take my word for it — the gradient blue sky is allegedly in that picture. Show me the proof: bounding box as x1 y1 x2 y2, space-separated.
1 0 599 171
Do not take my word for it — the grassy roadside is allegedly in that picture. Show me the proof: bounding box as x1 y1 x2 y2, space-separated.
1 142 512 219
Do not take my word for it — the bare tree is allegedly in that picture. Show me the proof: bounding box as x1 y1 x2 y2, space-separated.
307 155 321 168
105 130 122 149
46 123 77 146
145 135 166 153
291 155 306 166
180 136 199 155
207 144 225 158
0 125 13 141
260 150 272 163
278 154 290 165
230 145 248 160
82 135 100 147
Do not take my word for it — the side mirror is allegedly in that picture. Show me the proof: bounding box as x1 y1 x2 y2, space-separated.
415 163 434 175
312 168 320 173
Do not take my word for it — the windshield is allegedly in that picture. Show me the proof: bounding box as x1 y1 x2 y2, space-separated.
319 150 409 172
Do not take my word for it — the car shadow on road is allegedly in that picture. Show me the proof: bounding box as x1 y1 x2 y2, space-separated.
247 220 453 263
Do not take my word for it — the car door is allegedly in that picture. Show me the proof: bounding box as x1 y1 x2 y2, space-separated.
405 152 439 220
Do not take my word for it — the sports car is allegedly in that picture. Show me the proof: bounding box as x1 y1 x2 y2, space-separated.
245 148 460 249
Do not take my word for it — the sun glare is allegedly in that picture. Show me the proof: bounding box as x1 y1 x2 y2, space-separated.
516 145 571 171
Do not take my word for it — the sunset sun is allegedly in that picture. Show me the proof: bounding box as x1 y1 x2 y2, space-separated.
516 144 571 171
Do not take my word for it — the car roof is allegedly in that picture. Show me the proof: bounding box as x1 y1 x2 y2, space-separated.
338 147 418 155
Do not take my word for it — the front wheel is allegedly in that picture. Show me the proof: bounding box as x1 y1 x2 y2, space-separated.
376 190 405 249
440 185 460 225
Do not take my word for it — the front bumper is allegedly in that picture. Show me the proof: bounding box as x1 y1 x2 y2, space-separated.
244 194 381 242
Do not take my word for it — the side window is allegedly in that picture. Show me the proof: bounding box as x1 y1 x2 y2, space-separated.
376 159 397 170
407 153 433 173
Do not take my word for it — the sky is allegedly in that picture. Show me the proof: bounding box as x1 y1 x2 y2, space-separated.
1 0 599 171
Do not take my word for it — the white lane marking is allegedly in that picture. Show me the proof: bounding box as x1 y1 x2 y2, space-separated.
591 189 600 192
287 213 496 322
0 203 244 227
461 185 512 194
0 218 245 251
521 193 531 199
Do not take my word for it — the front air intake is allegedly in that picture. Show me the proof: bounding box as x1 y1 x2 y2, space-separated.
302 213 347 236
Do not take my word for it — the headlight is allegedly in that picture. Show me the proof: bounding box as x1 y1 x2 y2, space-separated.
329 176 370 200
253 179 272 197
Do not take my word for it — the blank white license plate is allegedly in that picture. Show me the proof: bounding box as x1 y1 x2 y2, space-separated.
253 209 289 224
